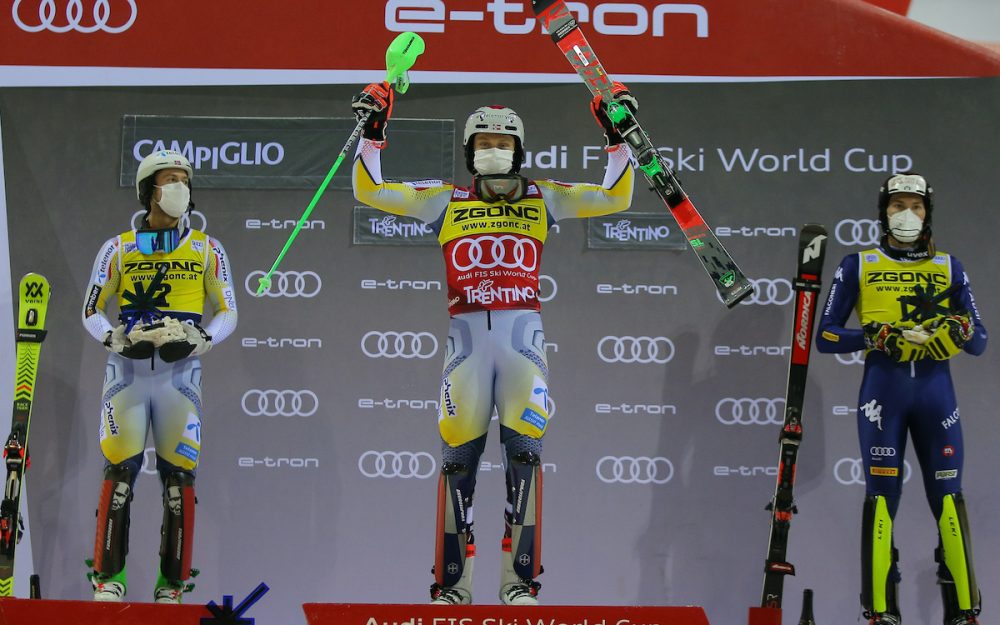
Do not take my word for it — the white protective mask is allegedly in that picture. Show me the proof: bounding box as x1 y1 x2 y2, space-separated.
155 182 190 218
473 148 515 176
888 208 924 243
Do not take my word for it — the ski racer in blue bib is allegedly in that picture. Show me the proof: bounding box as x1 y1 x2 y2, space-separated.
816 173 986 625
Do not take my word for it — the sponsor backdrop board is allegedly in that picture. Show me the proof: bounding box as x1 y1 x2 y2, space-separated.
0 79 998 625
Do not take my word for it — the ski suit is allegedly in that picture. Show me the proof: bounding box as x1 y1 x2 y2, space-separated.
353 136 634 593
816 244 986 617
82 227 237 479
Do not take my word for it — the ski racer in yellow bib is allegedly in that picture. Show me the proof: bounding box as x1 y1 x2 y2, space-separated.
816 173 986 625
352 82 635 605
80 150 238 604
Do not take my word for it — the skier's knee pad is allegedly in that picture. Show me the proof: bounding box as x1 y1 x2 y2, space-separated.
936 492 980 613
505 451 542 580
435 461 477 587
159 471 196 582
93 462 136 575
861 495 899 617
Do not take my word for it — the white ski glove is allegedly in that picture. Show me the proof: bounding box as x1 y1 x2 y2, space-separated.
158 322 212 363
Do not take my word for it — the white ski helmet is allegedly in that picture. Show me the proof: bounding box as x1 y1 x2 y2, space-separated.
135 149 193 206
462 106 525 174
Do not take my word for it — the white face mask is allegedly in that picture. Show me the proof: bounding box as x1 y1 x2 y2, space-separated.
155 182 190 218
888 208 924 243
473 148 515 176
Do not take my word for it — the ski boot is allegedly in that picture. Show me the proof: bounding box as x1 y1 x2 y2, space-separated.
430 545 474 605
87 562 127 602
153 568 197 604
499 540 540 606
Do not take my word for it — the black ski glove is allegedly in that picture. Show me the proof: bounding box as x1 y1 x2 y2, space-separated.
104 327 154 360
590 81 638 147
351 81 394 143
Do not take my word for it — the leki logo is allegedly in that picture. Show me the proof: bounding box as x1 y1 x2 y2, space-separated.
385 1 709 38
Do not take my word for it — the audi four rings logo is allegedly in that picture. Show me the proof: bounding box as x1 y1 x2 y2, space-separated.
358 451 436 479
362 331 438 359
718 278 793 306
833 458 912 485
870 446 896 457
715 398 786 425
598 336 675 364
131 209 207 232
596 456 674 484
835 219 881 246
451 235 539 272
241 389 318 417
13 0 137 33
246 270 322 298
836 351 865 366
537 274 557 303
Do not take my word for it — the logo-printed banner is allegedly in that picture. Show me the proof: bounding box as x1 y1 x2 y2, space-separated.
3 0 999 80
587 211 688 250
120 115 455 189
352 206 438 246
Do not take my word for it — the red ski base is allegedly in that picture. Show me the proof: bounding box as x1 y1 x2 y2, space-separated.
0 597 212 625
304 603 712 625
747 606 782 625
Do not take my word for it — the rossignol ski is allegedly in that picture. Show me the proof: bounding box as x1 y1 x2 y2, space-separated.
531 0 753 307
760 225 827 608
0 274 50 596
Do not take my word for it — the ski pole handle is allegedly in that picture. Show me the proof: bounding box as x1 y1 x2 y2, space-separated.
254 32 425 297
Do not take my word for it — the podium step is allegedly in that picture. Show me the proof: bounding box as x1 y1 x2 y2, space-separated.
0 598 212 625
748 606 782 625
304 603 712 625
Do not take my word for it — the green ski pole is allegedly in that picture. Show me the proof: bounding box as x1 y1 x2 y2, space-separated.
255 31 426 296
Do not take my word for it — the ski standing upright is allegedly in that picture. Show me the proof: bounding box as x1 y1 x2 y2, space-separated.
760 225 827 608
0 273 50 596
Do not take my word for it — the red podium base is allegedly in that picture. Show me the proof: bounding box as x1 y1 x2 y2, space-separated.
0 598 212 625
304 603 712 625
748 606 782 625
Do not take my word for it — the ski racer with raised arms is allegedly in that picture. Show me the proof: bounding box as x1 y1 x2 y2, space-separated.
352 82 636 605
81 150 238 603
815 173 986 625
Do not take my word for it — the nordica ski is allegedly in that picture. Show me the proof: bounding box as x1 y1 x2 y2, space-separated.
0 274 50 596
760 225 827 608
531 0 753 307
